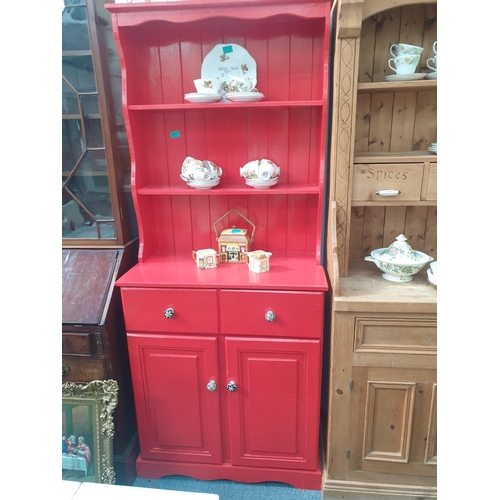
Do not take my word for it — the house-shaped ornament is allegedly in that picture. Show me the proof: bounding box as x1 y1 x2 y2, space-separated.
218 228 250 263
214 208 255 263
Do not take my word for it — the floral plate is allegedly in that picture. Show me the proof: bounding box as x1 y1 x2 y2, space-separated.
201 44 257 93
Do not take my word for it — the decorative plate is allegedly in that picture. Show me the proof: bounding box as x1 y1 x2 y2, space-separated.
184 93 223 103
384 73 427 82
201 44 257 93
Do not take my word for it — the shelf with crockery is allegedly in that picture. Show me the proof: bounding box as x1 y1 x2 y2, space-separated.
128 100 323 110
357 79 436 93
137 183 320 195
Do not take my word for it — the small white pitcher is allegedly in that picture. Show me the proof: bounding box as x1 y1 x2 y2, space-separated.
192 249 219 269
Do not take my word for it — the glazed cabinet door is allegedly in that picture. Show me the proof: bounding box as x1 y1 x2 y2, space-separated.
126 333 223 464
347 366 437 484
225 337 321 470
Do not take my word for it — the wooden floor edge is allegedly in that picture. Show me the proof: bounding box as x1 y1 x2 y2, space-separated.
322 478 437 499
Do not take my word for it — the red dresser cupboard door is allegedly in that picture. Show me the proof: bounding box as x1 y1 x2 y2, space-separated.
225 336 321 470
126 333 223 464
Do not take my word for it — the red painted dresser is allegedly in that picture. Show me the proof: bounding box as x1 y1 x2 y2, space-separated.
106 0 332 490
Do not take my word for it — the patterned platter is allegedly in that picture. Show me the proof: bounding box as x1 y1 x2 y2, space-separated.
201 43 257 93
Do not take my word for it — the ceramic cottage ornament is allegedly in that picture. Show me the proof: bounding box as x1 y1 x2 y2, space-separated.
214 208 255 263
245 250 272 273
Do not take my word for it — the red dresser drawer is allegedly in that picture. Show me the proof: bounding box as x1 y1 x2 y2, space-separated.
220 290 324 339
121 288 219 334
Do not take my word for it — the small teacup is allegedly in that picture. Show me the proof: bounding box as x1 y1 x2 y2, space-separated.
426 55 437 72
193 78 220 94
390 43 424 57
227 75 257 92
432 41 437 55
202 160 223 180
388 54 420 75
182 156 215 181
257 159 280 180
240 159 280 181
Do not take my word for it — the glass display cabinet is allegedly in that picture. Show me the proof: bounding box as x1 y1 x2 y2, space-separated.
62 0 136 245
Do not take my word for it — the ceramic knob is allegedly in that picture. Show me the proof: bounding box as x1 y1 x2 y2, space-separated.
62 364 70 376
265 311 276 322
207 380 217 392
227 381 237 392
164 308 175 319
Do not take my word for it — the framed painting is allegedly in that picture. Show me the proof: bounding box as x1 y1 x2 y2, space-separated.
62 379 118 484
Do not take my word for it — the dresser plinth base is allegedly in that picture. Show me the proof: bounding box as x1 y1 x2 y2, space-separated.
135 454 323 491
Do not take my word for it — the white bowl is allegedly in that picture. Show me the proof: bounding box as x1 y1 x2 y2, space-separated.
364 234 433 282
429 261 437 278
365 249 433 282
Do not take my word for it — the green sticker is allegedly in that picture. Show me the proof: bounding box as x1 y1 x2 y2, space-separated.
222 45 233 54
170 130 180 139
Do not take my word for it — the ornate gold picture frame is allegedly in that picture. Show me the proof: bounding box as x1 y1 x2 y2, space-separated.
62 380 118 484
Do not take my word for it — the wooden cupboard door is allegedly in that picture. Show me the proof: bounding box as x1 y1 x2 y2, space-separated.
348 367 437 482
225 337 321 470
127 333 222 464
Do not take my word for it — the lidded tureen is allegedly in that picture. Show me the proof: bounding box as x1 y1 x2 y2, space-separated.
364 234 434 282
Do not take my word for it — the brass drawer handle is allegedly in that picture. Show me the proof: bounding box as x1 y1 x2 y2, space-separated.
164 308 175 319
62 364 71 377
376 189 401 196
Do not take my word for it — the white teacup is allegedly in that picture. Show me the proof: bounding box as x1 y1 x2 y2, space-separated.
432 41 437 55
426 55 437 72
227 75 257 92
240 159 280 181
202 160 223 179
193 78 220 94
390 43 424 57
182 156 222 181
388 54 420 75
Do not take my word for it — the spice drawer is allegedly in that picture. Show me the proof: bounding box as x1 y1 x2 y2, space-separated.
352 163 424 202
121 288 219 334
220 290 324 339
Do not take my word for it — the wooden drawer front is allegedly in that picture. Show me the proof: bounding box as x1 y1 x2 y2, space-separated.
422 162 437 201
62 356 106 382
220 290 324 339
354 317 437 355
121 288 218 334
352 163 424 202
62 332 92 356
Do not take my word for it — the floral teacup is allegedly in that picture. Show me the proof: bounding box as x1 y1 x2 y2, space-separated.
389 43 424 57
240 159 280 181
182 157 222 181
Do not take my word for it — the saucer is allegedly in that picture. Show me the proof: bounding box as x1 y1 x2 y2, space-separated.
187 179 220 190
425 72 437 80
245 178 278 189
181 173 220 183
184 93 223 103
384 73 427 82
225 92 265 102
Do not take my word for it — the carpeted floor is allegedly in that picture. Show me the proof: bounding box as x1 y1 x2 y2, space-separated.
134 476 321 500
